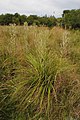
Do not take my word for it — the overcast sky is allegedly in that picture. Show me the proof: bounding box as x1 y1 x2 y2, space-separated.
0 0 80 17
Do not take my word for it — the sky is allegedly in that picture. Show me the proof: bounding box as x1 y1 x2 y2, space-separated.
0 0 80 17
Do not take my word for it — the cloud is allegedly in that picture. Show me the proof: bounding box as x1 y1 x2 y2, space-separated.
0 0 80 17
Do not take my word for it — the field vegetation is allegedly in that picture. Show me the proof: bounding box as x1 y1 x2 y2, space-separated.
0 25 80 120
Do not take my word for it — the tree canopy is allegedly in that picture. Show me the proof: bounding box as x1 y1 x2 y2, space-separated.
0 13 56 27
62 9 80 29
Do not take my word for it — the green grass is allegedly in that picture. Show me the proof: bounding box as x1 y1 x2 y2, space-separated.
0 26 80 120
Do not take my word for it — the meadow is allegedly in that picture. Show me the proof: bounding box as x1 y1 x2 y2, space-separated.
0 25 80 120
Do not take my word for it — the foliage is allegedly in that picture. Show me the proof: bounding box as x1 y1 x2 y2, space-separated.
0 13 56 27
62 9 80 29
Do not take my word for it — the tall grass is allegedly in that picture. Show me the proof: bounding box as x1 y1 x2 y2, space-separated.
0 26 80 120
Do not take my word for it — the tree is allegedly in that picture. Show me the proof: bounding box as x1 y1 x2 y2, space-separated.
19 15 27 25
0 14 5 25
47 16 56 27
62 9 80 29
56 18 63 27
0 14 13 25
27 15 39 25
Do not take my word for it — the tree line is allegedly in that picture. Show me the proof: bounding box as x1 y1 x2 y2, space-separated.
0 9 80 29
0 13 56 27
